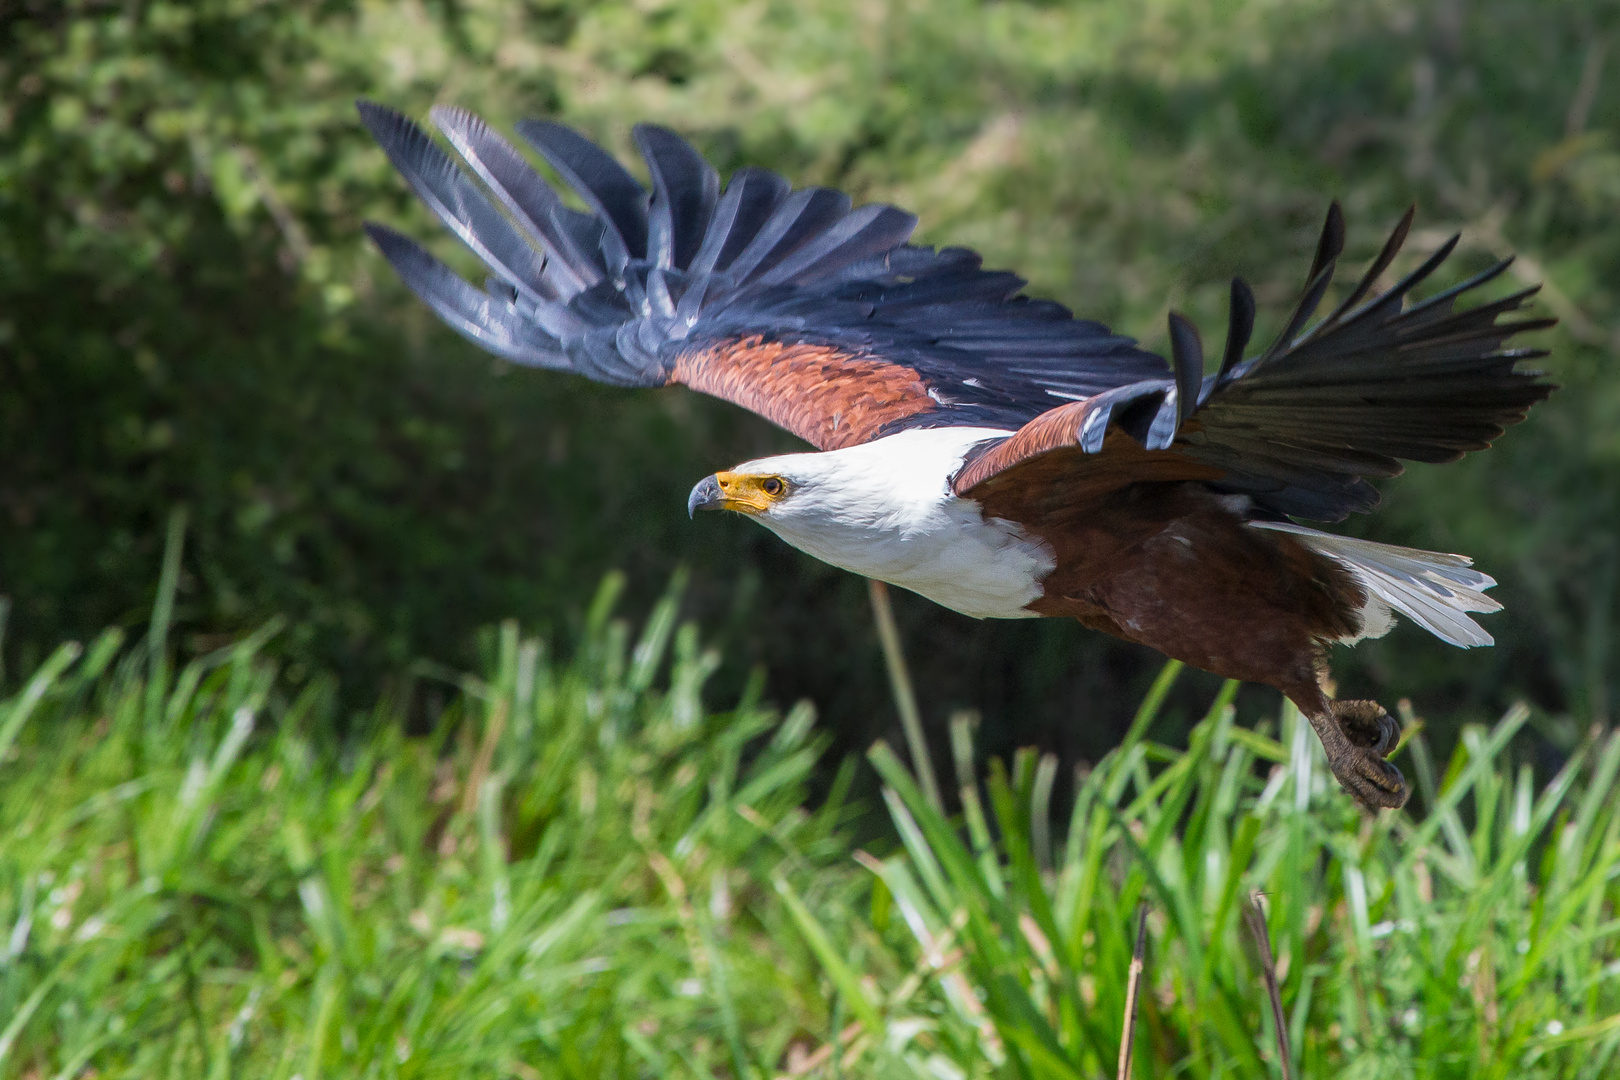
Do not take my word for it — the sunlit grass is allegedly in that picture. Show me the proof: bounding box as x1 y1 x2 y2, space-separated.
0 572 858 1078
0 564 1615 1077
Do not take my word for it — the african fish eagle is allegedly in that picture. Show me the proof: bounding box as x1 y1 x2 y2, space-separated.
358 101 1553 811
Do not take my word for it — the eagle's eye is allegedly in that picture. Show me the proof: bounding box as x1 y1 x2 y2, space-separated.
762 477 785 497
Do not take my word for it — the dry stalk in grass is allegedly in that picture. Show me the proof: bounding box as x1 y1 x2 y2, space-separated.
461 693 509 819
1117 902 1150 1080
781 1020 862 1077
1245 891 1294 1080
867 580 944 814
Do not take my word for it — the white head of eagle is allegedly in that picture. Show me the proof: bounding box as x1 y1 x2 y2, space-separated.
687 427 1055 621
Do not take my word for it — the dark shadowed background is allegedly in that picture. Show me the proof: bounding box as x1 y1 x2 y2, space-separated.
2 0 1616 776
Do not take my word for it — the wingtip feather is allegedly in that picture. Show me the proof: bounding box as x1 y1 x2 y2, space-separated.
1218 277 1256 383
1166 311 1204 424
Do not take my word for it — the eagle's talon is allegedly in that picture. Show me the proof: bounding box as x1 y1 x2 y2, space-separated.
1306 705 1410 811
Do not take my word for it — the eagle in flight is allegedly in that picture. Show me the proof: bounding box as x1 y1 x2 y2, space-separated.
359 102 1552 811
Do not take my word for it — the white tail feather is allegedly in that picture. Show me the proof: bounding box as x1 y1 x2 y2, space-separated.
1250 521 1502 648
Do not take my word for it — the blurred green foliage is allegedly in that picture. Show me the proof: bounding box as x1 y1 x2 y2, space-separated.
1 0 1617 755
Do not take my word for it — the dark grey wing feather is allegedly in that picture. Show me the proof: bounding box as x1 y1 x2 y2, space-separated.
756 203 919 287
1215 277 1257 386
1249 202 1344 368
722 188 852 286
688 167 792 276
515 118 650 272
1078 381 1177 452
1314 206 1412 329
634 124 719 272
359 102 553 305
1165 313 1204 426
430 104 603 296
835 262 1025 308
363 223 570 369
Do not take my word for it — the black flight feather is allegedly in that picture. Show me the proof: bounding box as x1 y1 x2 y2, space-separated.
723 187 852 286
688 167 792 276
363 223 569 369
634 124 719 272
1218 277 1256 385
358 102 552 306
1166 312 1204 426
516 119 650 272
1315 205 1414 330
429 105 602 298
1307 202 1346 288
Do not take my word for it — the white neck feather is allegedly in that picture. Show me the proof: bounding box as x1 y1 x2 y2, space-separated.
731 427 1055 619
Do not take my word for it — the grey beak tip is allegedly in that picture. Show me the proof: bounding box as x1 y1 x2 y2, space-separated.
687 474 721 518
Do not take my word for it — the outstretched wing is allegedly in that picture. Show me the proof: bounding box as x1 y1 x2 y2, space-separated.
955 204 1555 522
359 102 1168 450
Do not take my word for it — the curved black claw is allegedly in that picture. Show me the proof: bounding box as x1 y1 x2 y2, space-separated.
1306 701 1410 811
1331 745 1409 810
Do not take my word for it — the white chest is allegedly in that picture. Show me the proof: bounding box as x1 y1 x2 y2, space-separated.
739 428 1056 619
780 495 1055 618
